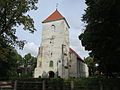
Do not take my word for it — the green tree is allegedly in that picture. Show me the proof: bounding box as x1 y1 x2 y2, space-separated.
0 0 38 79
0 48 22 80
85 57 95 76
0 0 38 61
79 0 120 77
19 53 37 78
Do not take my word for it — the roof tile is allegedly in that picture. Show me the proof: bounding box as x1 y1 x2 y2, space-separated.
42 10 65 23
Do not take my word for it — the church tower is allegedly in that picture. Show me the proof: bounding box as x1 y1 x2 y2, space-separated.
34 10 70 78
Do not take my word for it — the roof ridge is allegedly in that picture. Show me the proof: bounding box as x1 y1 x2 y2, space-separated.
69 48 84 61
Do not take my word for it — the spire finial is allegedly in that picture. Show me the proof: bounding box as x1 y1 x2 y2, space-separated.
56 3 59 10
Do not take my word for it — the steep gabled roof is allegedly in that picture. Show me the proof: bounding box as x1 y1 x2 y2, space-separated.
69 48 84 61
42 10 65 23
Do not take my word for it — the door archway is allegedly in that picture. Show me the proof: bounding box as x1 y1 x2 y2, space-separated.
48 71 55 78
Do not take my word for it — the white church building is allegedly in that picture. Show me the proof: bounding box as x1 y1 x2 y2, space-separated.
34 10 89 78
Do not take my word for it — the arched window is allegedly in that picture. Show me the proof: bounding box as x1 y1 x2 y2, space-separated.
49 61 53 67
51 25 55 32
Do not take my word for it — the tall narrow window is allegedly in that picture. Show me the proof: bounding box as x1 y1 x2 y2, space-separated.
51 25 55 32
49 61 53 67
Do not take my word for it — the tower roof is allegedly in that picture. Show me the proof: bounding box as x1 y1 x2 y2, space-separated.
42 10 65 23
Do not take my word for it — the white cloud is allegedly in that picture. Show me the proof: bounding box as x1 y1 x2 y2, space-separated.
23 42 38 56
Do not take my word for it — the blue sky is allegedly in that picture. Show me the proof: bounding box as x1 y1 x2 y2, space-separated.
16 0 89 58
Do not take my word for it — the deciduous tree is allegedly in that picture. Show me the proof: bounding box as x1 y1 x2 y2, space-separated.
79 0 120 77
0 48 22 80
19 53 37 78
0 0 38 79
0 0 38 61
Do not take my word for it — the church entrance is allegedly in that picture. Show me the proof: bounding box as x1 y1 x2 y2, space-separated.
48 71 55 78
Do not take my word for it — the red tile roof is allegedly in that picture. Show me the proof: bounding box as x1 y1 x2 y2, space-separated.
42 10 65 23
69 48 84 61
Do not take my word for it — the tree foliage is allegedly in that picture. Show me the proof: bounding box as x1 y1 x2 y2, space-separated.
79 0 120 77
0 48 23 80
0 51 37 80
0 0 38 62
85 56 98 76
0 0 38 45
18 53 37 78
0 0 38 79
85 57 96 76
